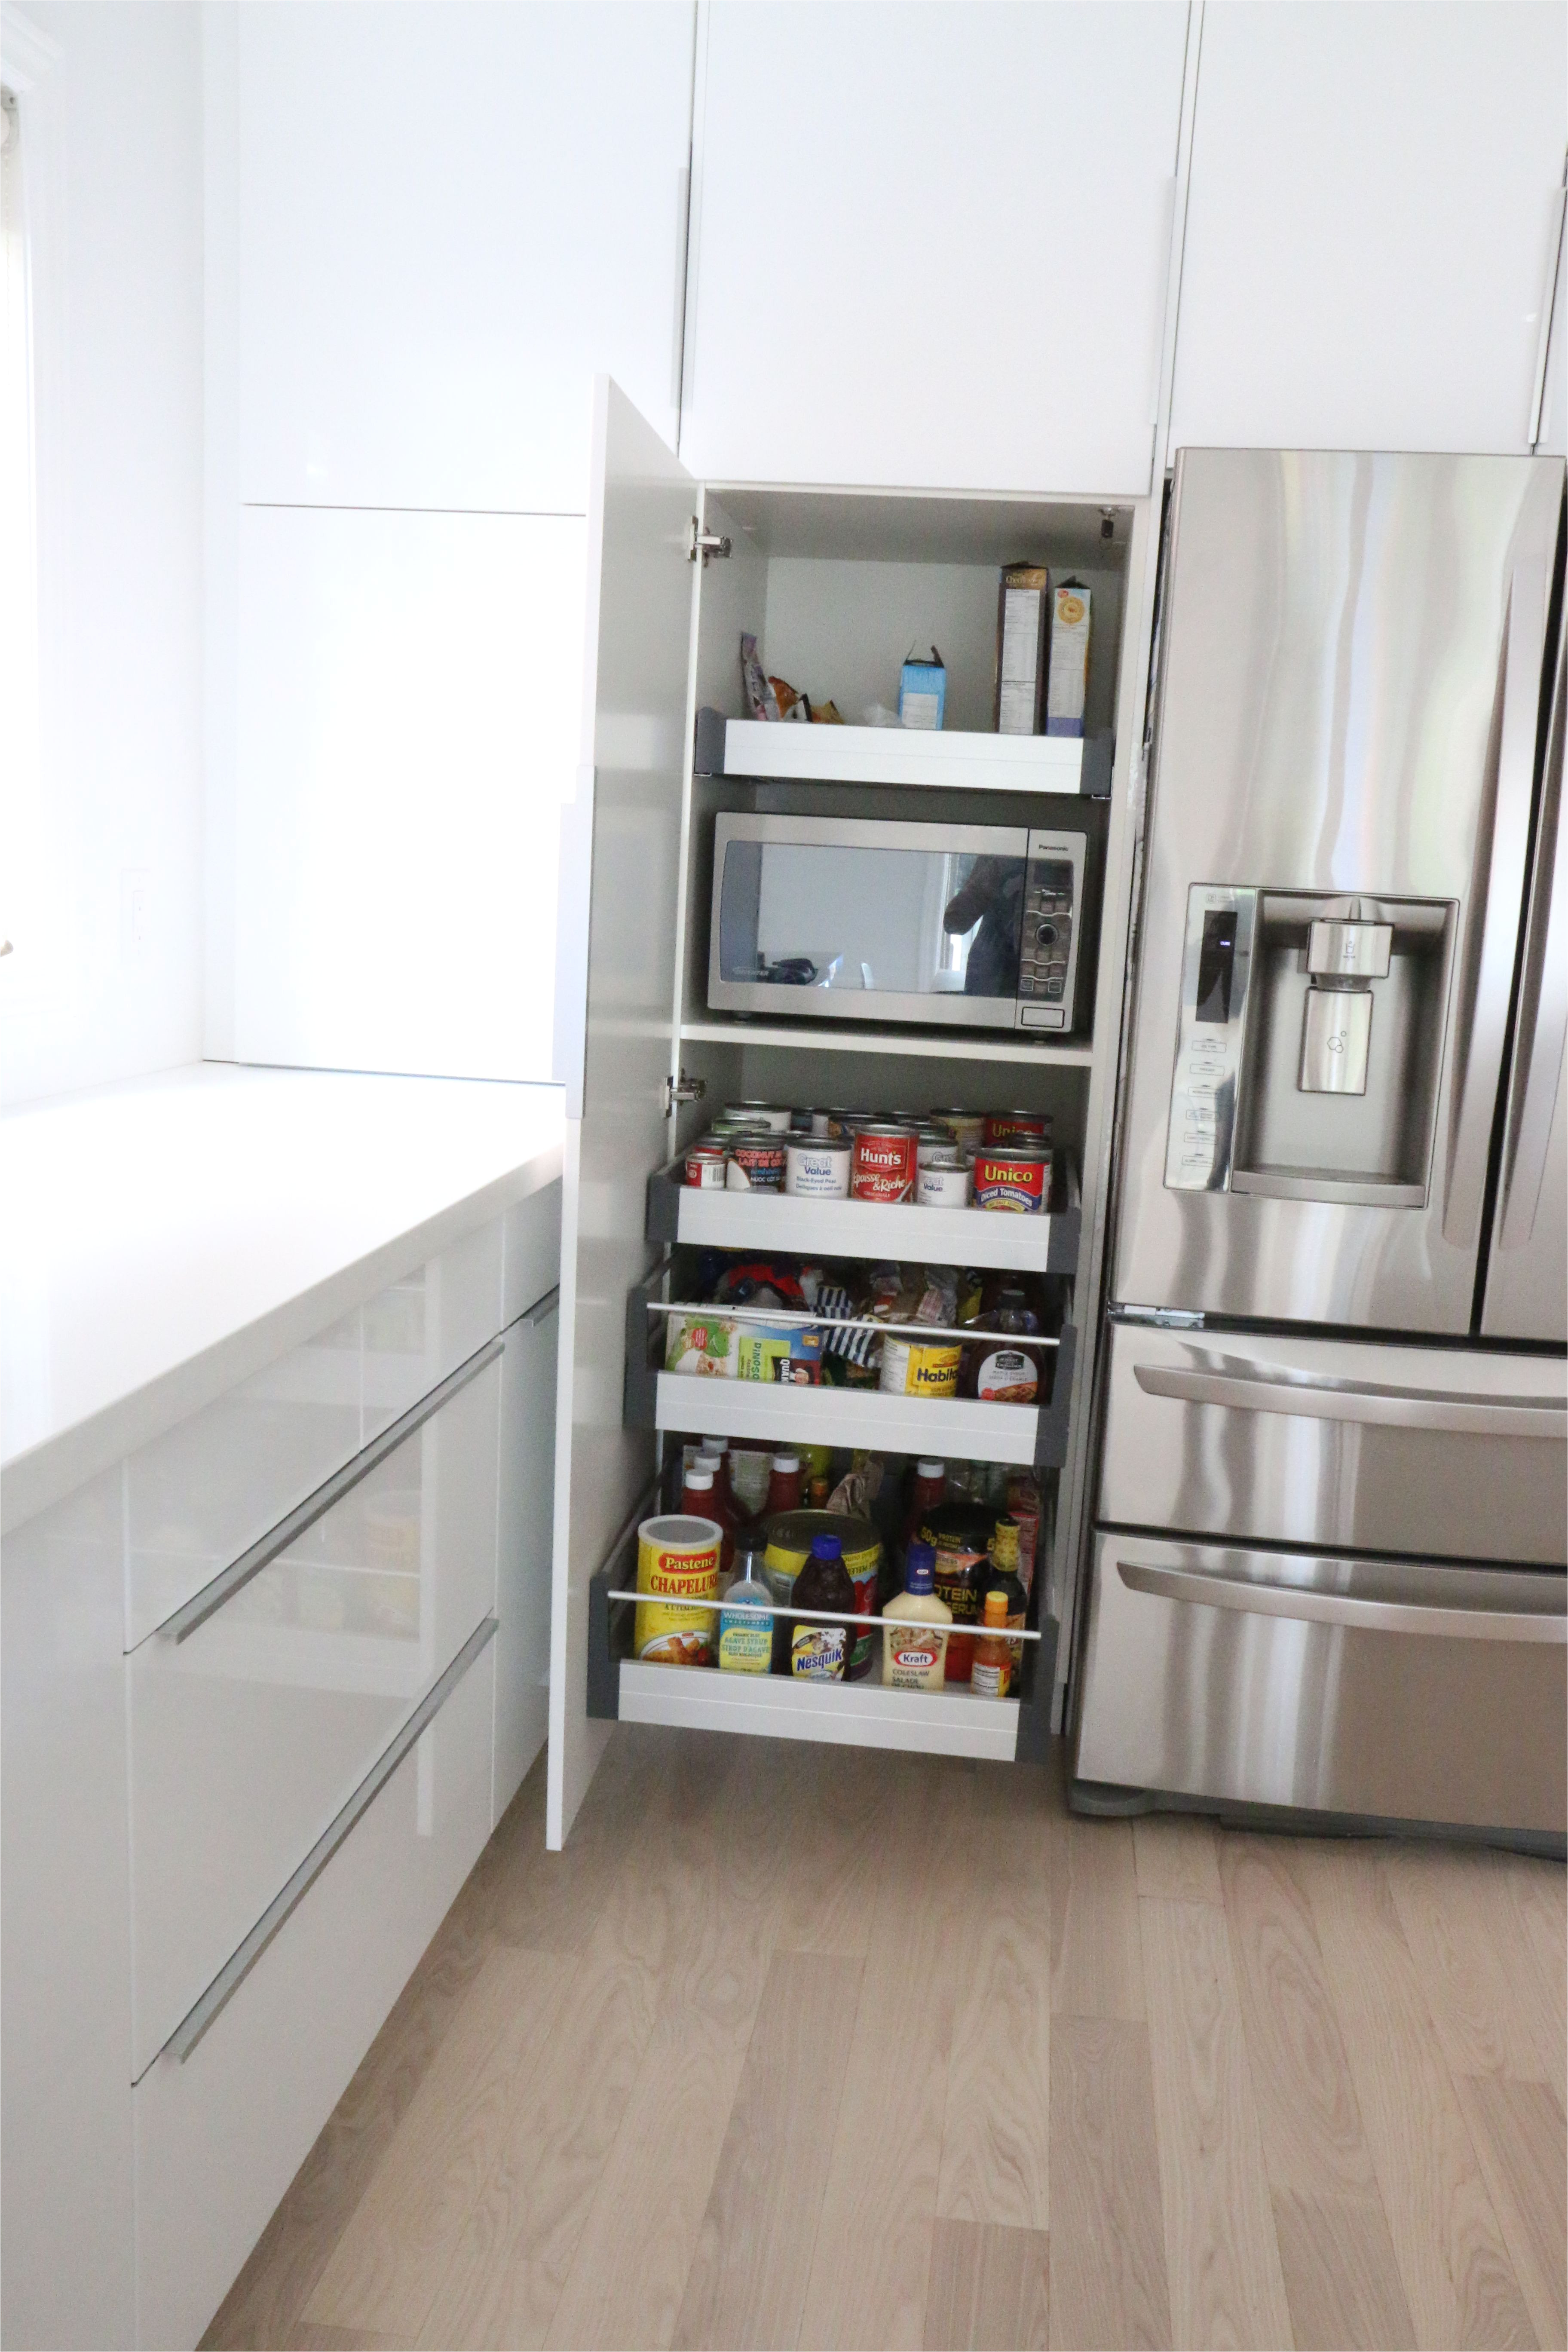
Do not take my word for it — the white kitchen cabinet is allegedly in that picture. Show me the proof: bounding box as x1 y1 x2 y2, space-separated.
495 1288 559 1814
231 1 696 511
1168 1 1568 457
547 378 1156 1844
679 0 1190 494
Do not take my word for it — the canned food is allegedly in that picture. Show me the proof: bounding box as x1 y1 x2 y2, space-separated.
879 1335 964 1398
784 1138 852 1197
685 1141 728 1189
973 1146 1051 1212
917 1160 973 1208
723 1101 793 1133
851 1124 919 1203
916 1129 961 1167
726 1135 787 1191
983 1109 1053 1149
928 1109 987 1155
634 1514 721 1665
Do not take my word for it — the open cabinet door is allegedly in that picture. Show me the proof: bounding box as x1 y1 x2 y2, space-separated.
548 379 695 1846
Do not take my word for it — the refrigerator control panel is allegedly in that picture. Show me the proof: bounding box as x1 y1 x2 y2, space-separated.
1164 885 1256 1191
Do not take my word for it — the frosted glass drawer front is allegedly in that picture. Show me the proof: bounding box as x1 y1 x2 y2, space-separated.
126 1218 503 1646
127 1355 499 2076
133 1635 495 2352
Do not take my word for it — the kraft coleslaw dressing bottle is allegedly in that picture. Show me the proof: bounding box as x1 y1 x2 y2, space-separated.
881 1542 951 1692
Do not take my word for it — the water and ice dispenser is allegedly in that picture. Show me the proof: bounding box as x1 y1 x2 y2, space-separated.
1164 885 1457 1206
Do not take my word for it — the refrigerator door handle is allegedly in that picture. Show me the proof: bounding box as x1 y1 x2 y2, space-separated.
1132 1358 1565 1438
1498 639 1566 1250
1116 1559 1567 1643
1444 554 1553 1247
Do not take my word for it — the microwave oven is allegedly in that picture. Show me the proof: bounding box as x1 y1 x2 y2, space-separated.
707 813 1095 1033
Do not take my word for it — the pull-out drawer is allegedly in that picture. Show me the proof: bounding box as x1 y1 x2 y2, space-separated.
127 1348 499 2076
1075 1532 1567 1836
1098 1322 1566 1564
126 1218 504 1645
133 1626 496 2352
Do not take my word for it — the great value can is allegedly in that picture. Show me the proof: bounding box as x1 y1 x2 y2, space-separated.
726 1135 787 1191
784 1138 852 1197
879 1335 964 1398
983 1109 1052 1149
685 1140 728 1189
851 1124 918 1203
723 1101 793 1133
634 1514 721 1665
917 1159 972 1208
916 1128 960 1167
973 1146 1051 1213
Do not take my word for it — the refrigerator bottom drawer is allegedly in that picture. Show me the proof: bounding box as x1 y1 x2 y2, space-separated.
1075 1534 1566 1837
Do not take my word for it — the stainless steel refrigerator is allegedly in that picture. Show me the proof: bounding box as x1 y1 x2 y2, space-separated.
1076 448 1566 1847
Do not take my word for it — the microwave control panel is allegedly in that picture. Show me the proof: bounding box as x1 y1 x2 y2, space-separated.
1017 830 1087 1030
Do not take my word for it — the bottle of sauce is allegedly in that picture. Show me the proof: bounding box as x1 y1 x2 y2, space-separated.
986 1517 1030 1637
881 1542 951 1691
966 1282 1044 1403
904 1459 948 1547
787 1533 856 1681
718 1536 773 1675
686 1455 736 1577
800 1443 835 1509
766 1452 803 1518
917 1499 995 1683
971 1588 1017 1699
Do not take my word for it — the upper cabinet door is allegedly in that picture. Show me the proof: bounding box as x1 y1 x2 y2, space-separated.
680 1 1190 495
234 3 696 511
548 380 694 1845
1169 2 1568 457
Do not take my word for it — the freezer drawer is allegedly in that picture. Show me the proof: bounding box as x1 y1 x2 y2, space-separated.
1099 1322 1566 1565
1075 1534 1566 1836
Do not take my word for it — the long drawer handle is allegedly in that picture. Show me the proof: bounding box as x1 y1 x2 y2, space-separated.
163 1615 498 2065
526 1285 561 1326
1132 1359 1565 1439
158 1335 505 1645
1116 1560 1566 1644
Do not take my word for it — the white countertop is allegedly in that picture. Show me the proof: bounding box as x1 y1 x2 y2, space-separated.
2 1063 564 1533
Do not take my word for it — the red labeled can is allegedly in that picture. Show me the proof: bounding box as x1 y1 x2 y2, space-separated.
973 1145 1051 1213
850 1124 919 1203
983 1109 1052 1149
685 1140 728 1189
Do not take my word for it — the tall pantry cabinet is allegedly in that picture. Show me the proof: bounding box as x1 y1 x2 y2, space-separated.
547 379 1157 1845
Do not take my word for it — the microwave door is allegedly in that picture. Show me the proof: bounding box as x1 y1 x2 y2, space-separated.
1482 634 1566 1342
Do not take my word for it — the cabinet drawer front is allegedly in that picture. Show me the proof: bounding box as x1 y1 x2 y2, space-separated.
126 1218 503 1647
133 1634 495 2352
1098 1322 1567 1564
127 1356 498 2076
1076 1532 1567 1835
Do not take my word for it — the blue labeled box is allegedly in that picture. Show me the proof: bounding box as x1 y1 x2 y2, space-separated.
899 646 946 731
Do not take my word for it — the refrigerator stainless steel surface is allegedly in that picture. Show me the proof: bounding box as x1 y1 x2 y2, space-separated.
1077 448 1567 1843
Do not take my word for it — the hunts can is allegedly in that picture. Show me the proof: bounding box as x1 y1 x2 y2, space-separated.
851 1124 919 1203
973 1145 1051 1213
880 1335 964 1399
983 1109 1052 1149
685 1140 728 1189
726 1134 787 1191
784 1138 852 1197
634 1514 721 1666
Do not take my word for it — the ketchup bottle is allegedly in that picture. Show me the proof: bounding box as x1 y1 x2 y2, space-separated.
689 1452 736 1577
765 1452 802 1518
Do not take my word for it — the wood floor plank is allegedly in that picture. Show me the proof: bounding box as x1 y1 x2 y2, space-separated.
1501 1859 1568 2095
1271 2189 1417 2352
937 1766 1051 2232
302 1945 571 2339
289 2328 418 2351
1133 1813 1224 1906
1047 2016 1172 2352
1049 1810 1145 2022
1387 1848 1547 2084
798 1759 975 2351
773 1738 907 1958
670 1948 863 2352
1454 2076 1568 2352
923 2217 1049 2352
1139 1894 1294 2351
487 1724 662 1955
1301 1845 1537 2351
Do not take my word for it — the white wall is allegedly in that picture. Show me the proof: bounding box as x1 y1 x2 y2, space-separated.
0 3 205 1111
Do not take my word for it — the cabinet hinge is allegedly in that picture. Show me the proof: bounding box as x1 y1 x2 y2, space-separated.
688 517 732 566
664 1071 707 1113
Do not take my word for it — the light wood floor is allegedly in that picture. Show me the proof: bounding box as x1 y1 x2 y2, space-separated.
205 1729 1567 2352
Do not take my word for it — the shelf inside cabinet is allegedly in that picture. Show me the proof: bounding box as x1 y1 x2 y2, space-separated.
721 719 1090 796
652 1375 1045 1464
680 1020 1094 1066
646 1155 1081 1273
617 1662 1021 1760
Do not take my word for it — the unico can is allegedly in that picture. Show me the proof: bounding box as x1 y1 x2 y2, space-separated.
983 1109 1052 1149
763 1509 881 1680
634 1515 721 1665
973 1146 1051 1212
851 1124 918 1202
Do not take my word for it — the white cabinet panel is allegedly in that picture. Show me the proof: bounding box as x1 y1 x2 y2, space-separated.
1 1472 137 2352
681 1 1189 493
235 2 695 511
127 1359 498 2076
1170 2 1568 456
495 1295 558 1816
501 1175 564 1328
133 1637 495 2352
229 506 583 1083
